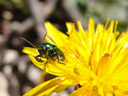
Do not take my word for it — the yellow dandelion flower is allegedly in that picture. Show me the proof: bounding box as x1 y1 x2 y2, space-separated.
23 18 128 96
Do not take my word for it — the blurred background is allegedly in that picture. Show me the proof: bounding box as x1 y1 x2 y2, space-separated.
0 0 128 96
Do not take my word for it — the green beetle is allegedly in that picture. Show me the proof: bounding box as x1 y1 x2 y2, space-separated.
21 34 65 70
36 43 65 70
36 43 65 63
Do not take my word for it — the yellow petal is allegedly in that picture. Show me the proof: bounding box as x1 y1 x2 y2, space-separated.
22 47 39 56
44 22 68 47
70 85 102 96
23 77 67 96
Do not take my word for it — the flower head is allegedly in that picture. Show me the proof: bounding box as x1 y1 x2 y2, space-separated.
23 18 128 96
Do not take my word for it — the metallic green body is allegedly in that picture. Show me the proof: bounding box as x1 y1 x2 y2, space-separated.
37 43 65 63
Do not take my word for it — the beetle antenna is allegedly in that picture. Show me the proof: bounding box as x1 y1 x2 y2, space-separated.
42 32 47 43
20 37 37 48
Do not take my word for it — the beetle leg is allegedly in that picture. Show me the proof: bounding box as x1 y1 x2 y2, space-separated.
35 55 43 62
44 62 47 70
43 56 48 70
57 55 65 64
35 55 47 62
35 55 48 70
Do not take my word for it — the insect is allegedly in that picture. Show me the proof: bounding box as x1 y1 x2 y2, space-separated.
21 33 65 69
36 43 65 63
